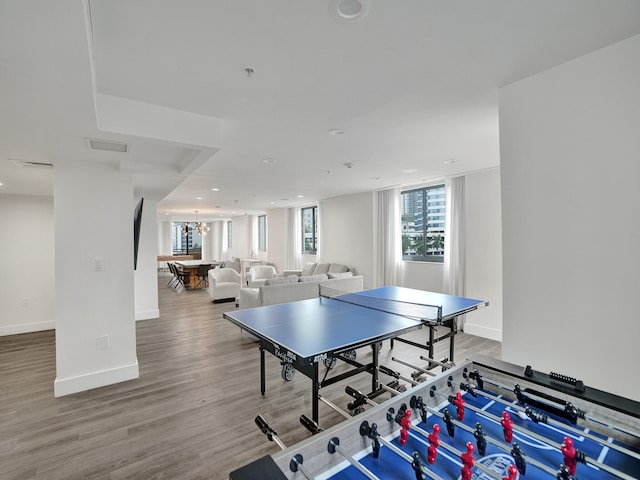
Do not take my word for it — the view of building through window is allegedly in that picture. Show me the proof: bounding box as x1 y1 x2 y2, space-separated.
171 222 203 256
401 185 445 262
301 206 318 254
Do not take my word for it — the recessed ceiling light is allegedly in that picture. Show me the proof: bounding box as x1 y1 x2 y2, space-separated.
402 168 418 174
297 195 304 198
262 158 276 164
370 176 380 180
270 201 275 205
444 159 457 165
329 0 371 23
195 196 203 200
211 188 219 191
328 128 345 135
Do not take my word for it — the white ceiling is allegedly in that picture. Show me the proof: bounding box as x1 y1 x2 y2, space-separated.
1 1 639 222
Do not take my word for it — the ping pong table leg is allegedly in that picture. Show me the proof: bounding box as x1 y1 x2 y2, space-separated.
371 341 379 393
428 326 435 359
260 346 266 395
312 362 319 423
449 318 457 362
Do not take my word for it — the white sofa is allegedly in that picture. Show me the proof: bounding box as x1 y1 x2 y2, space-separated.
207 268 242 302
239 274 364 309
281 262 355 278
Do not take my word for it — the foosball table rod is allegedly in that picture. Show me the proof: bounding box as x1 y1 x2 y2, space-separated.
458 378 640 462
359 420 446 480
418 355 455 370
407 427 504 480
255 415 319 480
467 368 640 441
391 356 438 380
318 394 352 420
327 437 380 480
410 395 557 476
430 386 636 480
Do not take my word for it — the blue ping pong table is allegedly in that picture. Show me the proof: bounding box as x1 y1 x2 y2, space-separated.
223 286 487 423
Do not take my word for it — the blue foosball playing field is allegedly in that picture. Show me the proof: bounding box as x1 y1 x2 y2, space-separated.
327 388 640 479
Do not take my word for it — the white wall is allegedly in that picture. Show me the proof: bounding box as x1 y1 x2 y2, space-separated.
402 262 444 292
500 35 640 401
0 194 54 335
134 197 159 321
319 192 374 287
266 208 287 273
465 169 502 341
54 161 138 396
227 215 250 260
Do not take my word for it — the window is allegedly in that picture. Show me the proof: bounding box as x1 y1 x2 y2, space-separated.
171 221 202 255
227 221 232 248
258 215 266 251
401 185 445 262
301 206 318 254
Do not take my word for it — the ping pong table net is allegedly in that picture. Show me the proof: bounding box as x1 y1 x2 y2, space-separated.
320 286 444 325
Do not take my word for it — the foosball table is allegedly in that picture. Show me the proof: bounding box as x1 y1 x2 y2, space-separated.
230 354 640 479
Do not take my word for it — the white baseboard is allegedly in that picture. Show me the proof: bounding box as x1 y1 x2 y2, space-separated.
135 309 160 321
54 361 139 397
463 322 502 342
0 320 55 336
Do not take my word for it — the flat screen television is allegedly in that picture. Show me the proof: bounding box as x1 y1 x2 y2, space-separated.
133 198 144 270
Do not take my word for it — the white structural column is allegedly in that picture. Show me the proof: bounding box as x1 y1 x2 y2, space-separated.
54 160 139 397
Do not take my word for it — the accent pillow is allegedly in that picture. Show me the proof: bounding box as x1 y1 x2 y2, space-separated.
327 271 353 279
298 274 328 282
328 263 349 273
300 262 317 276
313 263 330 275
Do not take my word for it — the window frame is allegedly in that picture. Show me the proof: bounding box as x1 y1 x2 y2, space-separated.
401 184 445 263
227 220 232 248
301 206 318 254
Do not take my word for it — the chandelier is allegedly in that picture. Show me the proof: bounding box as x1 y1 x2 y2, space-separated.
181 210 210 236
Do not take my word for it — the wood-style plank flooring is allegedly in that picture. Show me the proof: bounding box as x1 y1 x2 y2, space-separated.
0 274 501 480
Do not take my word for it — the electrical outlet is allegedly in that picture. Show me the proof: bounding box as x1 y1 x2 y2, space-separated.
94 257 104 272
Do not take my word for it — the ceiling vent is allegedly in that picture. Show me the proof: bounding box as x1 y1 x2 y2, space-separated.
10 159 53 169
87 138 129 153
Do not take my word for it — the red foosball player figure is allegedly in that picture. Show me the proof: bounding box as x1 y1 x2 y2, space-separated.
399 409 412 446
500 411 514 443
561 436 577 476
460 442 475 480
503 464 518 480
453 391 465 421
427 424 440 464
